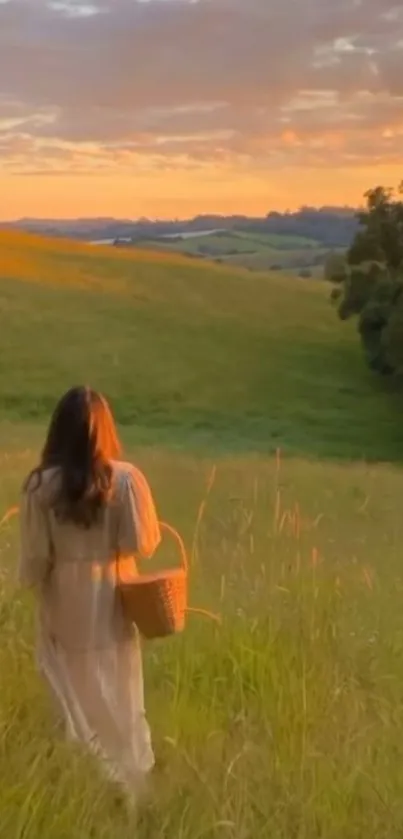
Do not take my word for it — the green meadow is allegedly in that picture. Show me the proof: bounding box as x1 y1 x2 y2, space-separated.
1 231 403 837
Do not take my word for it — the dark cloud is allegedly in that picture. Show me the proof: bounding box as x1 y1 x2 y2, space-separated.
0 0 402 171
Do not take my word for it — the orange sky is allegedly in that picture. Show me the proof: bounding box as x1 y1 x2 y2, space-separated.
1 0 403 219
2 164 403 220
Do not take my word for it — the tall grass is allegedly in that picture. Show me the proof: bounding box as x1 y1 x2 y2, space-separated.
2 447 403 837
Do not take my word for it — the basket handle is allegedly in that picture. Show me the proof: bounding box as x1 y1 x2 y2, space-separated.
186 606 221 624
159 521 188 574
159 524 221 624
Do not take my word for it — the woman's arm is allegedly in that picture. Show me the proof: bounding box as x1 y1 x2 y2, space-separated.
117 466 161 560
18 481 53 588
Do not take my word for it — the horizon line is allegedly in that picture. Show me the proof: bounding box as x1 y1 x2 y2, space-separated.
0 205 361 224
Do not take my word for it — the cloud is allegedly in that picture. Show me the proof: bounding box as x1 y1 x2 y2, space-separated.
0 0 403 177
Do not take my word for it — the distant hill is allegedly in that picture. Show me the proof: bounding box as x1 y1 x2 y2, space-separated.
128 229 337 277
0 207 358 250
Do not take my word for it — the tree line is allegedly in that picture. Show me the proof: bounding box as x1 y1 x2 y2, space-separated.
1 208 358 249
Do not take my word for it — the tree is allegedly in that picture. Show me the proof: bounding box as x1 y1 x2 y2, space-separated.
348 185 403 271
332 183 403 375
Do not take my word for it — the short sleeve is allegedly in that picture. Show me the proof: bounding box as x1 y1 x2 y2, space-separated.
117 466 161 559
18 480 53 588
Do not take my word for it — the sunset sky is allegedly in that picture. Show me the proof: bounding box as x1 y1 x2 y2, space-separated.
1 0 403 219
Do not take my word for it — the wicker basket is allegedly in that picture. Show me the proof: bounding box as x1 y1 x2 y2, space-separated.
117 521 188 640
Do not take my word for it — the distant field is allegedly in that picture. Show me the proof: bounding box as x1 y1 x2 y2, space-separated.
2 231 403 838
130 230 329 275
235 231 319 249
222 248 328 273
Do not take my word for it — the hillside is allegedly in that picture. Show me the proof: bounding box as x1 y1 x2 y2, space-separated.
0 230 401 460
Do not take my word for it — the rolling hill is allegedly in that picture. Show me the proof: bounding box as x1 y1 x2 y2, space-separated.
0 230 401 460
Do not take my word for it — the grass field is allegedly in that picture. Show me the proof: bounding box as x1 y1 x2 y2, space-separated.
1 231 403 837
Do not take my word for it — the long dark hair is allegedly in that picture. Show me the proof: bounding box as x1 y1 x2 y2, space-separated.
26 386 121 528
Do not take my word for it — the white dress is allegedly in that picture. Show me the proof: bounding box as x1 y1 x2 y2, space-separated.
18 460 161 791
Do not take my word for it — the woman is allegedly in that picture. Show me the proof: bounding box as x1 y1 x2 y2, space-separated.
18 386 161 793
